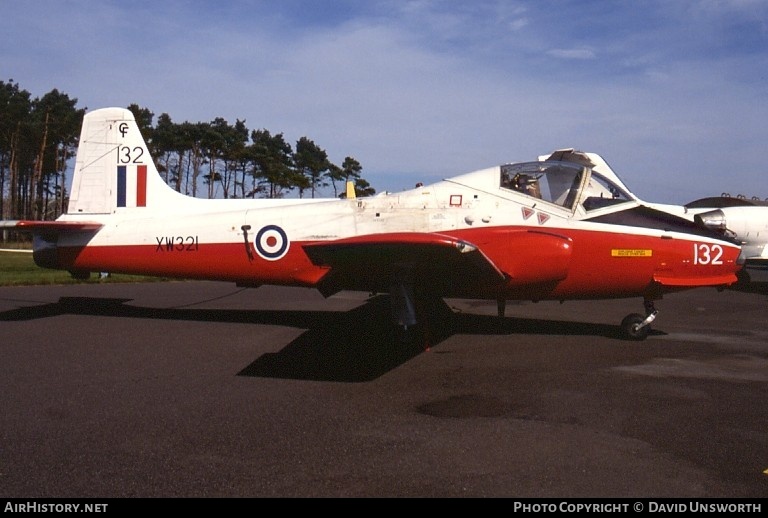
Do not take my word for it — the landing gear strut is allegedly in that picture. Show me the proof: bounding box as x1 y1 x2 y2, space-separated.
389 267 453 346
620 299 658 341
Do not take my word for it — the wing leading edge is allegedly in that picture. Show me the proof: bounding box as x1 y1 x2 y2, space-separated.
0 220 104 234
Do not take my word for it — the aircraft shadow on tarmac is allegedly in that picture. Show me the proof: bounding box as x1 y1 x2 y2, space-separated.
0 295 659 382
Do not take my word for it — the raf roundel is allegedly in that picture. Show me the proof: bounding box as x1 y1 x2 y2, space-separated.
254 224 290 261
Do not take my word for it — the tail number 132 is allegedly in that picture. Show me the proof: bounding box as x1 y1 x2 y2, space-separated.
693 243 723 265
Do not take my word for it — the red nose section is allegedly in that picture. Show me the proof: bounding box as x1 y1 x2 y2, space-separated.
652 240 742 287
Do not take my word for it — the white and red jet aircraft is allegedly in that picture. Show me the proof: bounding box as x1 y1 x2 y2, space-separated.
0 107 745 340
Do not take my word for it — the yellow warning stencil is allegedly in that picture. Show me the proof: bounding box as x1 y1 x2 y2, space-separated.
611 249 653 257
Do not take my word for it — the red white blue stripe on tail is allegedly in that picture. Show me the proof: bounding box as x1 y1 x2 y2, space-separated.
117 165 147 208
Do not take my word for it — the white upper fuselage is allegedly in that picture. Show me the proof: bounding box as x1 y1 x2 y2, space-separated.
55 162 703 250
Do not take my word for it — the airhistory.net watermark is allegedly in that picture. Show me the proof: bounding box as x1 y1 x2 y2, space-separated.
4 502 108 513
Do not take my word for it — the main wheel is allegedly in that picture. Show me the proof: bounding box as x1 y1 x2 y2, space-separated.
620 313 650 341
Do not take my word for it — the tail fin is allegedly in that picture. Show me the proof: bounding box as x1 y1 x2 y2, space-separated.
68 107 181 215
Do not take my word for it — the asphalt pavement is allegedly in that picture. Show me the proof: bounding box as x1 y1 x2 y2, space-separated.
1 281 766 497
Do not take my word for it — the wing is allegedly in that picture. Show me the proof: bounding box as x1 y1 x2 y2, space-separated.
0 220 103 237
302 232 506 297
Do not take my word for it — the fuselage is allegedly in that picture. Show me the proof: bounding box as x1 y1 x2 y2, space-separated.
48 162 742 302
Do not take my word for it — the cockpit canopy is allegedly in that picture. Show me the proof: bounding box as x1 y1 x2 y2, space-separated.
499 160 633 212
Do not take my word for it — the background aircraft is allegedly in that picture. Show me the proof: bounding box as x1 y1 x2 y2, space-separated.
0 108 744 341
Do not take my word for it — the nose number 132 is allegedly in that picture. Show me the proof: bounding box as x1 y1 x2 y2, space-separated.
693 243 723 265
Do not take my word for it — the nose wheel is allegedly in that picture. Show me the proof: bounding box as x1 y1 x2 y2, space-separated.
620 299 658 341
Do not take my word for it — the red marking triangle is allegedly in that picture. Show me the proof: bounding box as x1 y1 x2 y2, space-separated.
521 207 534 220
537 212 550 225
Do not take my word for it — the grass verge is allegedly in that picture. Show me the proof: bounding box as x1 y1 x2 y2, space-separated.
0 250 169 286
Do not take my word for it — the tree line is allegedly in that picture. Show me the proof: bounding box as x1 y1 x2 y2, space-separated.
0 79 375 222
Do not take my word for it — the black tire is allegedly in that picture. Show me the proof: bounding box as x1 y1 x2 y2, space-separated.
620 313 650 341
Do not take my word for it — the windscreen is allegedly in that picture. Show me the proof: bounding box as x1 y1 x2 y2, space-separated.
500 161 584 210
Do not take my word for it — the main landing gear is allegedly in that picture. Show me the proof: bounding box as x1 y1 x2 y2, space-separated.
620 299 658 341
389 268 454 347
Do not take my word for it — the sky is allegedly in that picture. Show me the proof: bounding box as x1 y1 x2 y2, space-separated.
2 0 767 203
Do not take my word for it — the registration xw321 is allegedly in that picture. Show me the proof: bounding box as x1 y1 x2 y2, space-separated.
155 236 199 252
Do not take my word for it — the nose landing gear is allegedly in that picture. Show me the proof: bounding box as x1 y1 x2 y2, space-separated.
620 299 658 341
